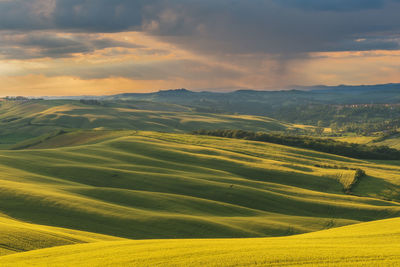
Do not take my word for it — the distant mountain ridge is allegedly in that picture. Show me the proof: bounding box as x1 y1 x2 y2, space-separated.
39 83 400 100
105 83 400 104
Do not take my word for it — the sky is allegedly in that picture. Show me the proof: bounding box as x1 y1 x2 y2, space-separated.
0 0 400 96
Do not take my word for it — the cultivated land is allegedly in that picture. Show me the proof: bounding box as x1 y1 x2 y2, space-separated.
0 216 122 256
1 97 400 266
0 130 400 265
2 217 400 266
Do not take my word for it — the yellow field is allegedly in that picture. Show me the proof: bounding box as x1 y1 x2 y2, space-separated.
332 136 376 144
0 216 122 256
1 217 399 266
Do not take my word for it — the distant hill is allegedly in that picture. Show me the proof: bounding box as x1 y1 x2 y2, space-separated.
0 99 296 146
106 83 400 105
102 84 400 118
101 84 400 134
300 83 400 93
5 83 400 139
40 83 400 104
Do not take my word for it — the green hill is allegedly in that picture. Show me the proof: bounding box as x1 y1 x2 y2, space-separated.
1 131 400 243
0 100 295 147
372 133 400 149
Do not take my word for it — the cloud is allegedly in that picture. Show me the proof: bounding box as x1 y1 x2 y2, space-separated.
0 0 54 30
1 0 400 56
275 0 386 12
143 0 400 56
0 32 143 59
18 58 243 81
323 37 400 52
1 0 400 92
52 0 147 32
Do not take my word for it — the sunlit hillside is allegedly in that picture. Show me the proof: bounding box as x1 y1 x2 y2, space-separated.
0 216 121 256
1 131 400 243
1 217 399 266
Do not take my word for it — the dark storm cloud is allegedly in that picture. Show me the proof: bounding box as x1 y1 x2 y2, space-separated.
0 32 142 59
0 0 149 31
143 0 400 55
52 0 147 32
0 0 53 30
0 0 400 59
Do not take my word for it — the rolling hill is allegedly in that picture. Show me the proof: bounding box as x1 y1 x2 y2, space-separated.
373 133 400 149
0 100 296 147
0 130 399 265
1 131 400 242
1 217 399 266
0 216 121 256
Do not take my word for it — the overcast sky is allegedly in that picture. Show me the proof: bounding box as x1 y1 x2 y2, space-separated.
0 0 400 95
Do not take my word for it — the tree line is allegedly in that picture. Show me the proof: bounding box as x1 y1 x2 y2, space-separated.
193 129 400 160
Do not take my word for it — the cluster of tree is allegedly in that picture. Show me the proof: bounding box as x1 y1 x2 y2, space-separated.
345 168 366 194
354 168 366 179
312 163 366 193
372 130 399 143
267 104 400 135
80 99 120 108
335 121 399 136
314 164 361 171
193 129 400 160
189 100 400 135
79 99 104 106
190 102 400 135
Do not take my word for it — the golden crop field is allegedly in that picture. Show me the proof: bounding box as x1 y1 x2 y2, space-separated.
1 217 399 266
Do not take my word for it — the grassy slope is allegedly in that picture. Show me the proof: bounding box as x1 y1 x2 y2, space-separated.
331 136 376 144
0 216 121 256
1 131 400 243
374 135 400 149
0 100 293 146
9 130 131 150
1 217 400 266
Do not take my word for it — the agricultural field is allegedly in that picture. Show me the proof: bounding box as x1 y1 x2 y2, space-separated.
1 217 400 266
0 100 400 266
0 130 400 265
0 216 122 256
